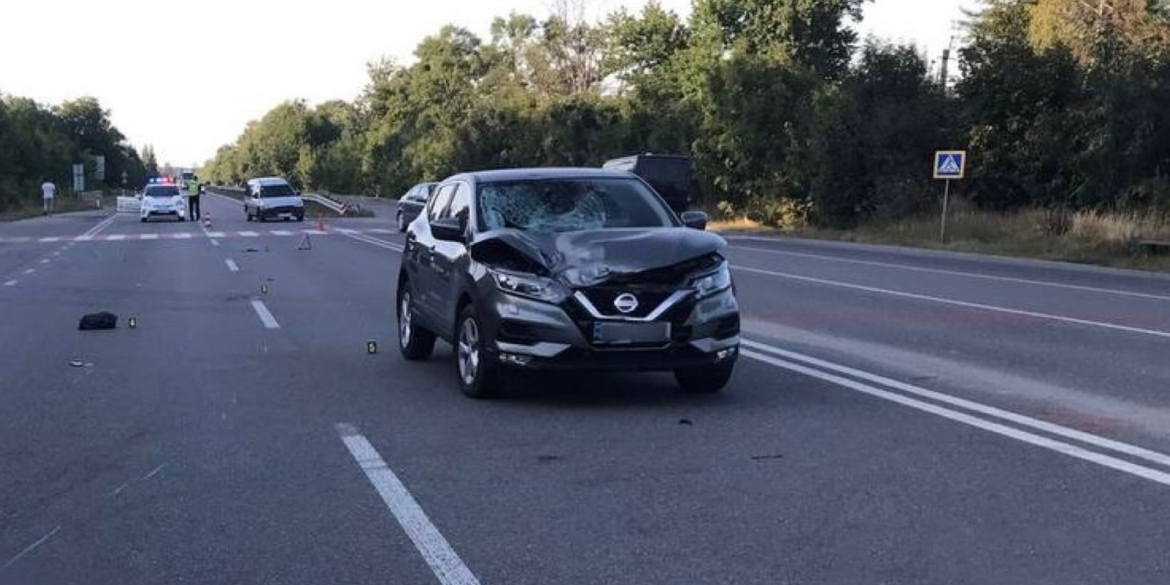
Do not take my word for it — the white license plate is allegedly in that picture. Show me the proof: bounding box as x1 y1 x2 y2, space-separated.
592 322 671 344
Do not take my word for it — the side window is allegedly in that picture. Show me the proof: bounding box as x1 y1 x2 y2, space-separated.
444 183 471 225
427 184 455 221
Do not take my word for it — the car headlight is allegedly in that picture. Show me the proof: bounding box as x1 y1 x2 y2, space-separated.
489 268 568 304
691 262 732 298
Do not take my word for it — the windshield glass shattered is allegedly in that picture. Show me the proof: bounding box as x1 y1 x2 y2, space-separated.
477 178 675 233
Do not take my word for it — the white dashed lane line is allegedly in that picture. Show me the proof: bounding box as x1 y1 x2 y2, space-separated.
250 299 280 329
3 280 16 287
224 259 239 273
22 269 35 275
337 423 482 585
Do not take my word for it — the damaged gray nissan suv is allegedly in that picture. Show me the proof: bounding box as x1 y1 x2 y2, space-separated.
395 168 740 398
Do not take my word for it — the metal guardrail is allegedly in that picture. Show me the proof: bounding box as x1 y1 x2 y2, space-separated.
206 186 351 214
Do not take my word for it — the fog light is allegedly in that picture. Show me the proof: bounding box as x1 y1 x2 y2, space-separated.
499 353 533 366
502 302 520 316
716 347 738 361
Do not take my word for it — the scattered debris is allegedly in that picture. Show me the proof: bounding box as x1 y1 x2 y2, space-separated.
537 455 562 463
678 418 693 426
367 340 378 354
78 311 117 331
69 360 84 368
750 454 784 461
242 247 259 253
128 317 138 329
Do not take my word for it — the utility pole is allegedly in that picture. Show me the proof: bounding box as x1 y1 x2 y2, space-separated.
939 34 955 93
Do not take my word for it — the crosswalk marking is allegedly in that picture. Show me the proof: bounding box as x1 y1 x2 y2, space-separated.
0 227 400 245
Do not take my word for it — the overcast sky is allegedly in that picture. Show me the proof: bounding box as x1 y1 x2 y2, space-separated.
0 0 971 166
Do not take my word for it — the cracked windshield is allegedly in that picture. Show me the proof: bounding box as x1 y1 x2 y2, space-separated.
3 0 1170 583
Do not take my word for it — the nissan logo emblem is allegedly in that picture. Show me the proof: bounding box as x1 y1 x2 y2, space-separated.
613 293 639 314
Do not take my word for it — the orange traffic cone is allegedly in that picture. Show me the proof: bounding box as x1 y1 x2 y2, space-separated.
316 219 325 231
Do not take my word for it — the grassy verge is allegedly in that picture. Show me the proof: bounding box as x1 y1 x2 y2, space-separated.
710 208 1170 272
0 197 101 222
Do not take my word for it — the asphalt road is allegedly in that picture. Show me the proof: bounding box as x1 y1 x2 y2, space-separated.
2 194 1169 585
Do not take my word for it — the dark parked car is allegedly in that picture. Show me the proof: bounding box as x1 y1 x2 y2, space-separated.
396 167 740 398
395 182 438 232
602 153 700 215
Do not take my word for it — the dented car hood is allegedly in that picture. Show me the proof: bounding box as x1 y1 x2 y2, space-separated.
470 227 727 287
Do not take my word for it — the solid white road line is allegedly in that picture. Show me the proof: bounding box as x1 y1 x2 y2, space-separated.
731 244 1170 302
732 265 1170 340
250 299 280 329
741 348 1170 487
3 280 16 287
743 339 1170 470
39 237 60 243
336 424 482 585
140 233 158 240
224 259 240 273
2 525 61 570
341 231 404 252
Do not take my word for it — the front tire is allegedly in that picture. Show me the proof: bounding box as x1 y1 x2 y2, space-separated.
455 305 501 399
397 286 435 361
674 360 736 394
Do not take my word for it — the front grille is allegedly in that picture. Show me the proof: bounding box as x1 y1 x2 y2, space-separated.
578 287 674 319
267 206 298 214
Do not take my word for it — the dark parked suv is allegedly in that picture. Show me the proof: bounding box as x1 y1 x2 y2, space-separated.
396 167 740 398
602 153 700 214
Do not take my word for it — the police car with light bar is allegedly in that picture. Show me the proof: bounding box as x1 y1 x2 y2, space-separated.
140 178 187 222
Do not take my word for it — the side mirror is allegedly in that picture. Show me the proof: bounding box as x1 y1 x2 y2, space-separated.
430 216 466 242
680 211 708 231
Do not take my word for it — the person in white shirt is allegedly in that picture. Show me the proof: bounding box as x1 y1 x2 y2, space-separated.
41 179 57 216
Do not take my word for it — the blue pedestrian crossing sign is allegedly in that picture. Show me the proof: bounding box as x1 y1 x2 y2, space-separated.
933 150 967 180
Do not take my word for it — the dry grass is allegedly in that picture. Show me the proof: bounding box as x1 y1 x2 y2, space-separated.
710 206 1170 272
0 197 99 222
1068 210 1170 243
708 216 767 232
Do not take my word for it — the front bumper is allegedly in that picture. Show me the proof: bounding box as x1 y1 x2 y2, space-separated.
256 206 304 219
143 208 185 219
484 287 740 372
